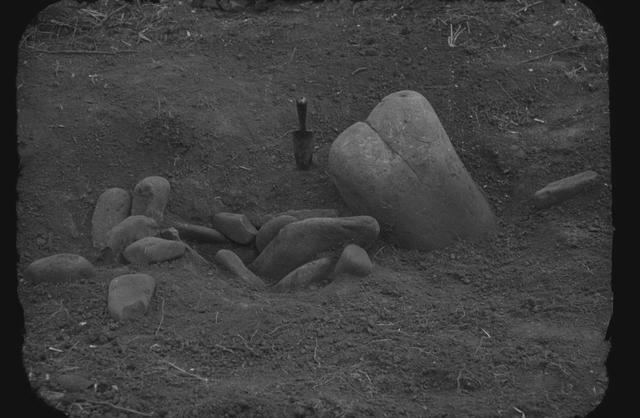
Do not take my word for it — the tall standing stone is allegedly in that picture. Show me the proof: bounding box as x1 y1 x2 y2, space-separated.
328 90 496 251
131 176 170 223
91 188 131 249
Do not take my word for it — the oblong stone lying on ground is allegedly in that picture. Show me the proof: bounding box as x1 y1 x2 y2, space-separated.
130 176 170 223
23 253 95 284
256 208 339 228
122 237 187 264
533 170 599 209
91 188 131 249
108 273 156 321
174 222 229 243
328 90 496 251
249 216 379 283
106 215 160 254
333 244 373 277
54 374 94 392
215 249 265 290
255 215 297 253
272 257 334 292
211 212 258 245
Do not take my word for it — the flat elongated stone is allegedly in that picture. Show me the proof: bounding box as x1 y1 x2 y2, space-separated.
108 274 156 321
211 212 258 245
215 249 265 289
91 188 131 249
250 216 379 283
272 257 334 292
533 170 599 209
123 237 187 264
106 215 160 255
130 176 170 223
23 253 94 284
255 215 297 253
333 244 373 277
255 209 339 228
174 223 229 243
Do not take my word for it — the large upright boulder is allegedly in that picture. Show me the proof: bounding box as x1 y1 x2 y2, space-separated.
328 90 496 251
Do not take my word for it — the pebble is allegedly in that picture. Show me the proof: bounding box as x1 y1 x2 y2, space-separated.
108 274 156 321
122 237 187 265
333 244 373 277
533 170 599 209
215 249 265 290
55 374 94 392
91 188 131 249
130 176 170 223
23 253 95 284
211 212 258 245
272 257 334 292
106 215 160 255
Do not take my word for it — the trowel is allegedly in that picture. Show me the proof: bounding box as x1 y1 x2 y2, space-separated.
292 97 314 170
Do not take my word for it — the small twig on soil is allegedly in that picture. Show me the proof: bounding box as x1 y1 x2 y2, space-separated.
161 360 209 383
80 399 153 416
515 0 544 14
269 323 290 335
155 297 165 335
513 406 526 418
351 67 368 76
215 344 235 354
235 333 256 354
100 3 129 27
496 81 519 107
313 337 320 366
517 45 582 64
24 47 137 55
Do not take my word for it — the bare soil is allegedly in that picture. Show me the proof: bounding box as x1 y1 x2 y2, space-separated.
16 0 611 416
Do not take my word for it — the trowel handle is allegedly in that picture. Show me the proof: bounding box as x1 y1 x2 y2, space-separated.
296 97 307 131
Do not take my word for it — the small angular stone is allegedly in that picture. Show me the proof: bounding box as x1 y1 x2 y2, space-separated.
108 274 156 321
333 244 373 277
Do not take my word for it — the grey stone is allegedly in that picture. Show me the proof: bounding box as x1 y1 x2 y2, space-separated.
250 216 379 283
255 209 339 229
23 253 95 284
255 215 297 253
91 188 131 249
174 222 229 243
533 170 599 209
123 237 187 265
130 176 170 223
328 90 496 251
55 374 94 392
272 257 334 292
333 244 373 277
211 212 258 245
106 215 160 255
215 249 265 290
158 227 181 241
108 274 156 321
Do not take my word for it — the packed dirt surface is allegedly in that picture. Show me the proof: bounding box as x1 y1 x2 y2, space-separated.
16 0 611 416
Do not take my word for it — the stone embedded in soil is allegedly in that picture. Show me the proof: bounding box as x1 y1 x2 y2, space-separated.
130 176 171 223
174 222 230 244
211 212 258 245
91 187 131 249
533 170 599 209
272 257 334 292
249 216 379 283
328 90 496 251
215 249 265 290
55 374 94 392
106 215 160 255
23 253 95 284
123 236 187 265
108 273 156 321
255 215 297 253
333 244 373 277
